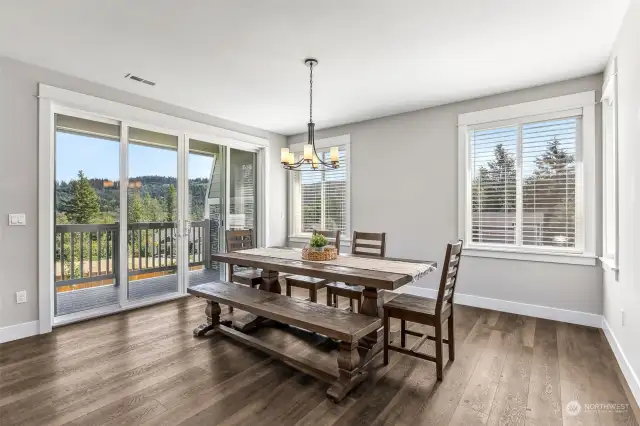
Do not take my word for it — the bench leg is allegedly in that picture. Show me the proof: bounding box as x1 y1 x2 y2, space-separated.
327 341 367 402
193 300 221 337
326 288 332 307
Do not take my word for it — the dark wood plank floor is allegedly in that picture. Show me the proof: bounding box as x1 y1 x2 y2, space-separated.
0 287 637 426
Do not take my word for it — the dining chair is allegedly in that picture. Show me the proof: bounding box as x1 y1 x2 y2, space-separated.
225 229 261 312
285 230 341 303
382 240 462 381
326 231 386 312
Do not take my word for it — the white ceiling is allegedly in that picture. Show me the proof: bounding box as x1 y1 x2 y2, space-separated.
0 0 628 135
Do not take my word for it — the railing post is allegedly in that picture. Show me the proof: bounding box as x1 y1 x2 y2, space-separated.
113 225 120 287
204 219 211 269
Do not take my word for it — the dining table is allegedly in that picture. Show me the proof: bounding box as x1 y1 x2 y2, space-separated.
210 246 437 366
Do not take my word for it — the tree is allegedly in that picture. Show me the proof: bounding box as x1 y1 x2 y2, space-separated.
66 170 100 223
166 184 177 222
523 138 575 246
472 144 516 213
128 191 145 223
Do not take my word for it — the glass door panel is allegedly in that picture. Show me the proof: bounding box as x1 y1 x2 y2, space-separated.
53 114 121 317
127 127 181 300
229 148 257 231
186 139 225 287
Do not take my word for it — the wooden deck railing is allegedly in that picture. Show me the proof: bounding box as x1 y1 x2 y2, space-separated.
55 220 210 289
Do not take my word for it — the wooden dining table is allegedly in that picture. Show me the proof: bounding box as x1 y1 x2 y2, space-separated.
210 247 437 366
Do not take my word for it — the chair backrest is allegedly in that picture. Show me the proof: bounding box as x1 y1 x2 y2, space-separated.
351 231 386 257
226 229 255 252
435 240 463 314
313 229 342 254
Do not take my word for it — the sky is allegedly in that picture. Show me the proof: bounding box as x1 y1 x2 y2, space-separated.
55 132 214 182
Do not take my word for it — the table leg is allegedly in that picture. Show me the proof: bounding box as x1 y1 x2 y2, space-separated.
358 286 385 367
193 300 222 337
235 268 281 332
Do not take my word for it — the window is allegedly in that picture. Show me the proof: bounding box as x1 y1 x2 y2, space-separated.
458 92 596 264
289 136 350 240
601 64 619 271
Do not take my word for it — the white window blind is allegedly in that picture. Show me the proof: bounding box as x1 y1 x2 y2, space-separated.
293 147 348 235
470 116 579 250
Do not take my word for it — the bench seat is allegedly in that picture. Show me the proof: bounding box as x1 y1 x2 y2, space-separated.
188 281 381 343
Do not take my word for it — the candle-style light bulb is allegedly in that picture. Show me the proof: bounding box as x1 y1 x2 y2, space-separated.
312 154 319 169
330 146 339 163
304 144 313 161
281 148 290 164
288 152 295 165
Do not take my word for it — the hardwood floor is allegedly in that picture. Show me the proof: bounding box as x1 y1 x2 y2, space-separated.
0 287 637 426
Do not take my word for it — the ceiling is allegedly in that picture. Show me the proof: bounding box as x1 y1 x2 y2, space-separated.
0 0 628 135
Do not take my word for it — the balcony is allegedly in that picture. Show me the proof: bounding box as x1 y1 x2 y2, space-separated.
54 220 221 317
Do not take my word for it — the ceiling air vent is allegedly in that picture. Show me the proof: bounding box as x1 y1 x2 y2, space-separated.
124 73 156 86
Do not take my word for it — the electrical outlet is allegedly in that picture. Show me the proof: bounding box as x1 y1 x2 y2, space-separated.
16 290 27 304
621 309 625 327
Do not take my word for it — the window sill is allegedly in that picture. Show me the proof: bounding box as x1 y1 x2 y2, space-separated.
599 257 619 272
288 235 351 247
463 246 597 266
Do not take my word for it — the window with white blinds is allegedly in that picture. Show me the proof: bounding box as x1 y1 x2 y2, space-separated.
470 116 579 250
291 144 349 237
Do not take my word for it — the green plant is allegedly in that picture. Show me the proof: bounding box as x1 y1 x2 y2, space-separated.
309 233 328 249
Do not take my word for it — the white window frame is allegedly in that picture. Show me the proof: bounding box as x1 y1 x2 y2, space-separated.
288 135 351 246
38 84 269 333
457 91 597 265
600 60 619 273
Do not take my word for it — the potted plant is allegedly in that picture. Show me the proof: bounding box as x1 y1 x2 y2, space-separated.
309 233 329 252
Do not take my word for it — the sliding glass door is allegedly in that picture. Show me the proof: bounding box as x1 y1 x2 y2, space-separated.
126 127 183 301
186 138 225 287
52 111 261 322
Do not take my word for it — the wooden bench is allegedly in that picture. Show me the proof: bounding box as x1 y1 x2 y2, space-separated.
188 281 382 402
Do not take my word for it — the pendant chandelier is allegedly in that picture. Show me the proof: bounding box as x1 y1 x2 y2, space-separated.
280 58 339 171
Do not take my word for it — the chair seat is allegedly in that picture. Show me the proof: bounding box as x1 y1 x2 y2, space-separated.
384 293 450 317
233 269 262 280
285 275 329 288
326 282 364 296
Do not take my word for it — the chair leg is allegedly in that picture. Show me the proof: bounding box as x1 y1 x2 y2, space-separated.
435 322 443 381
326 288 332 306
448 312 455 361
383 309 390 365
400 320 406 348
356 296 362 313
333 294 338 308
349 298 354 312
310 287 317 303
286 282 291 297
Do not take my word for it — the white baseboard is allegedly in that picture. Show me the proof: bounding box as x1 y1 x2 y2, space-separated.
398 286 602 327
602 317 640 407
0 320 40 344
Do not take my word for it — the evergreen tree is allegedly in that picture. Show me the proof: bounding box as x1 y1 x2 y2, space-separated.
67 171 100 223
166 184 177 222
523 138 575 246
475 144 517 212
128 191 145 223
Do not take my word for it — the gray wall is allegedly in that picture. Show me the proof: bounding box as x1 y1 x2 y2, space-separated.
0 56 287 329
289 74 603 315
602 0 640 398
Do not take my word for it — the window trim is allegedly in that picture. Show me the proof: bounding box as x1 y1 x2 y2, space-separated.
288 135 351 244
600 59 619 273
457 91 597 265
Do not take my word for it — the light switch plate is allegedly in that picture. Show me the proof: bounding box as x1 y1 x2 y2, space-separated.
16 290 27 304
8 213 26 226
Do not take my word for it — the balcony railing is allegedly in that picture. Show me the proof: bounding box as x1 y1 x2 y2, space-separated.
54 220 211 290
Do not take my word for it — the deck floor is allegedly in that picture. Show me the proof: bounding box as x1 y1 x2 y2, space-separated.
3 284 638 426
56 268 221 316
